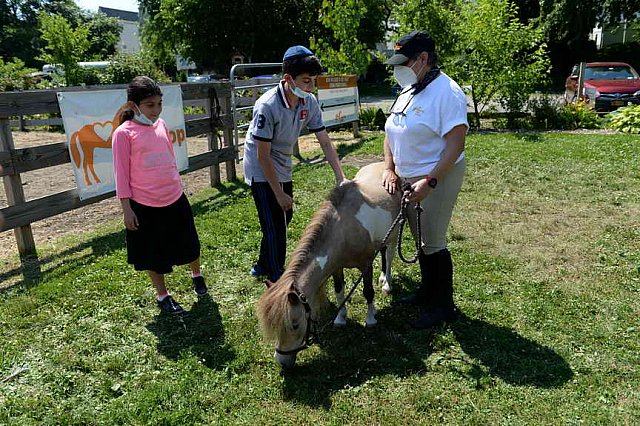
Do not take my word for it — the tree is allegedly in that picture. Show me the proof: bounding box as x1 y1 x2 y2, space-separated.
394 0 461 62
536 0 640 86
38 11 89 86
139 0 326 74
458 0 549 127
82 11 122 60
1 0 120 70
395 0 549 127
0 0 81 67
311 0 371 75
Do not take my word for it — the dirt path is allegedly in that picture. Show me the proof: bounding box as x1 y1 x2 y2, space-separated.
0 130 369 260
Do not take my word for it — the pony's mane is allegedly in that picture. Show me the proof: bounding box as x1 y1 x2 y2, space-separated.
256 181 357 341
286 181 356 279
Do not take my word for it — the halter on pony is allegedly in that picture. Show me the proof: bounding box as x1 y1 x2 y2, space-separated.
274 286 319 356
273 183 424 357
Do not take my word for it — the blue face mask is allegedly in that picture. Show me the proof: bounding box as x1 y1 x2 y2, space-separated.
289 80 311 99
133 104 157 125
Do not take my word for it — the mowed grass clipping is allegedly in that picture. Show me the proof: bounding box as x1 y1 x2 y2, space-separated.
1 131 639 425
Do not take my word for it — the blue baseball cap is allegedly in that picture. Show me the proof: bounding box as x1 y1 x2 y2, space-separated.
283 45 314 61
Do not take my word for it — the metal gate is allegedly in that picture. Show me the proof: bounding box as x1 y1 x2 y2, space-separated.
229 63 281 161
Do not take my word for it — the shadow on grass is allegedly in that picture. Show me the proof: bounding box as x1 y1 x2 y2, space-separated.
145 294 235 370
336 138 366 158
280 272 571 408
0 181 249 294
280 272 429 409
452 313 573 388
281 312 431 409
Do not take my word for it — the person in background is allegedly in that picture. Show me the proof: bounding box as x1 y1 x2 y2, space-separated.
243 45 347 283
112 76 207 315
564 66 579 103
382 31 468 329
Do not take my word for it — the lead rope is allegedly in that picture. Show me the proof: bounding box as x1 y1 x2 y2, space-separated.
315 183 424 336
396 183 424 264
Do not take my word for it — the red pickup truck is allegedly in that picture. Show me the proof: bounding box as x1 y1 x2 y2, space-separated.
566 62 640 112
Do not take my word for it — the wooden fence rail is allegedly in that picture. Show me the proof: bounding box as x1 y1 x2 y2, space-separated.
0 82 237 260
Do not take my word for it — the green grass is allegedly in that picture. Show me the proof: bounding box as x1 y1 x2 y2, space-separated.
1 132 639 424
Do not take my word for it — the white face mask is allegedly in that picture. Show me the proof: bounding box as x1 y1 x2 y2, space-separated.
289 80 311 99
133 104 157 125
393 61 425 88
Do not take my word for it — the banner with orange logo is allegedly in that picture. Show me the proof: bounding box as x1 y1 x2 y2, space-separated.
57 85 188 200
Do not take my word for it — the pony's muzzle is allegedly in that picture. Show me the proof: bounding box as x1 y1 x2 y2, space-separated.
274 351 297 369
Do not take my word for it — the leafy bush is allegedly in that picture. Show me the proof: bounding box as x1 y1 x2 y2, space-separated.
560 101 601 129
528 95 566 129
606 105 640 134
524 96 601 130
359 107 386 130
0 58 40 91
99 52 170 85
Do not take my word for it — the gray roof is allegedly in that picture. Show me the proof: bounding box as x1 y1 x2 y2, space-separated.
98 7 139 22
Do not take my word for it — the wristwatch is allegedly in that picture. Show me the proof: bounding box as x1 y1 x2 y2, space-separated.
425 176 438 189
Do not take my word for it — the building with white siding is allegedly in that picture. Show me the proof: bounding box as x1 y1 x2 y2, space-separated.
98 7 141 54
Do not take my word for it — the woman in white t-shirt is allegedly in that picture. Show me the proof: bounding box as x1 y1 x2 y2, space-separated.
383 31 468 329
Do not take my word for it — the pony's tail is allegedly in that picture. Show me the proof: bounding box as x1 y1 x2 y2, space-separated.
69 131 82 167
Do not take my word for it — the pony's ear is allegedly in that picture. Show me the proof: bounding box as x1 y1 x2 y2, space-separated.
265 280 274 289
287 292 300 305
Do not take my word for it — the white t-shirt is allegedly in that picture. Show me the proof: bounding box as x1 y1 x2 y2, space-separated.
385 72 468 178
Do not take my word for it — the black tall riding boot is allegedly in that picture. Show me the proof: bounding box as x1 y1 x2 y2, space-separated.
398 251 435 306
409 248 458 329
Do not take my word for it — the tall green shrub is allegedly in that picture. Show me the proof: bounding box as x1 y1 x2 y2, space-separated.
38 11 90 86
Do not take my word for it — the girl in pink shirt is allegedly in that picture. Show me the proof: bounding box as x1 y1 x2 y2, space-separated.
112 76 207 315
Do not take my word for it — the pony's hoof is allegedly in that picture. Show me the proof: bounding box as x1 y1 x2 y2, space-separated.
333 319 347 328
365 320 378 328
381 283 392 295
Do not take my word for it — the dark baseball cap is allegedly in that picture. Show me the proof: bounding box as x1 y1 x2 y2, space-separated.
385 31 436 65
283 45 314 61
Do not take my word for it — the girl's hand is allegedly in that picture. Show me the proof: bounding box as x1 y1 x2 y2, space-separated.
123 209 139 231
382 169 399 194
406 178 431 203
338 178 351 187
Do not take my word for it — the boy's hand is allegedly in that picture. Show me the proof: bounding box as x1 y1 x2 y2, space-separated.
276 192 293 211
337 178 350 187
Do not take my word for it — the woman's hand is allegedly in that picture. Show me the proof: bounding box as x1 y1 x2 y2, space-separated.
123 208 139 231
405 178 431 203
382 169 399 194
337 178 351 187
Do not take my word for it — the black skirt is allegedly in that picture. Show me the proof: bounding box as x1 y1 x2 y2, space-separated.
126 193 200 274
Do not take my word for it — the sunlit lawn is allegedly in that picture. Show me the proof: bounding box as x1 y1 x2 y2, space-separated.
1 131 639 424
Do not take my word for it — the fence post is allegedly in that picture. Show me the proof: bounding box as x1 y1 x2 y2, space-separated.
205 93 221 186
221 96 237 181
0 119 37 259
18 115 25 132
577 62 586 101
352 121 360 138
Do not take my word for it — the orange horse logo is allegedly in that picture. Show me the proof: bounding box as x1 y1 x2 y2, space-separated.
69 113 187 186
69 111 121 186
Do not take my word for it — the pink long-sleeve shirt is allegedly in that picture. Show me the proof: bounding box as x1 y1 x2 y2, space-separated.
112 118 183 207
